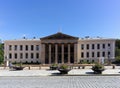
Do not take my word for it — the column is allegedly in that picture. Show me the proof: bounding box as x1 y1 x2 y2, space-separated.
41 44 45 64
68 44 70 64
55 44 58 64
62 44 64 64
74 43 77 64
49 44 51 64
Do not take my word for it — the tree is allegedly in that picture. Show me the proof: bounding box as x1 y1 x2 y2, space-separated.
115 39 120 57
0 43 4 64
114 39 120 64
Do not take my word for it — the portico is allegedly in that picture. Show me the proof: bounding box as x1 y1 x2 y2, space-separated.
40 32 79 64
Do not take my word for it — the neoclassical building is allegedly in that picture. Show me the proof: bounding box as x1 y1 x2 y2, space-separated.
4 32 116 64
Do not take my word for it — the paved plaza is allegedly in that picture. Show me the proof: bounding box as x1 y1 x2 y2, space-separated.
0 66 120 76
0 66 120 88
0 76 120 88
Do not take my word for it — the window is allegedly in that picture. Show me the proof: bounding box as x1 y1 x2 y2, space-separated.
20 53 23 59
108 51 111 58
97 44 100 49
92 44 94 49
81 44 84 50
86 44 89 50
108 51 110 56
81 52 84 58
25 53 28 59
108 43 111 49
102 44 105 49
9 45 12 51
15 53 17 59
102 52 105 57
97 52 100 57
92 52 94 57
36 53 39 59
31 53 34 59
9 53 12 59
108 43 110 47
86 52 89 58
87 60 89 62
92 60 94 63
36 45 39 51
20 45 23 51
31 45 34 51
25 45 28 51
14 45 17 51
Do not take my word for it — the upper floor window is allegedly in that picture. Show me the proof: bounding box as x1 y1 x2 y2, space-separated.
97 44 100 49
92 44 94 49
102 52 105 57
9 53 12 59
31 53 34 59
81 44 84 50
20 53 23 59
86 44 89 50
97 52 100 57
25 45 28 51
31 45 34 51
102 44 105 49
25 53 28 59
36 45 39 51
14 45 17 51
36 53 39 59
20 45 23 51
108 43 110 47
86 52 89 58
92 52 94 57
9 45 12 51
15 53 17 59
81 52 84 58
108 43 111 49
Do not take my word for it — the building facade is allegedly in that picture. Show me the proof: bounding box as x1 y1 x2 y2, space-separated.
4 32 116 64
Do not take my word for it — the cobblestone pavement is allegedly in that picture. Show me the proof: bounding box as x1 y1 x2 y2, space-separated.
0 76 120 88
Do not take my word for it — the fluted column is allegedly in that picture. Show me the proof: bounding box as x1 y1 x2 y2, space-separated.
68 44 70 64
62 44 64 64
55 44 58 64
74 43 77 63
41 44 45 64
49 44 51 64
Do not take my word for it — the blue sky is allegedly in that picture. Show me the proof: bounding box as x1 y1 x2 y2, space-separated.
0 0 120 40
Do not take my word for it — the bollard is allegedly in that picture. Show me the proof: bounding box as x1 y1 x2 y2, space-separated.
39 66 41 70
82 66 85 69
28 66 31 70
112 65 115 69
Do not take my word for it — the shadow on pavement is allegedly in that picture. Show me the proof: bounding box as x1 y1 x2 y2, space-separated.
86 72 94 74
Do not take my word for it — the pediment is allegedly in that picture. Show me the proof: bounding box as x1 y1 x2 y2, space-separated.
40 32 79 40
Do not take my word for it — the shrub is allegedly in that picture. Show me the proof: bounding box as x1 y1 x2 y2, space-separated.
58 64 71 74
92 63 104 74
92 63 104 70
51 64 58 67
59 64 69 69
113 56 120 64
50 64 58 70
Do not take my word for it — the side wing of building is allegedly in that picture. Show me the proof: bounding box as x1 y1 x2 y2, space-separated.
4 39 41 63
77 38 115 63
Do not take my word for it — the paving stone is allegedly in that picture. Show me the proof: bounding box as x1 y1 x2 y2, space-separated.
0 76 120 88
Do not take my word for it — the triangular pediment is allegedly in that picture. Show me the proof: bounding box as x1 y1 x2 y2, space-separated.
40 32 79 40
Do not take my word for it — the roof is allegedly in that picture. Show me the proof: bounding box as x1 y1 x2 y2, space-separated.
40 32 79 40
